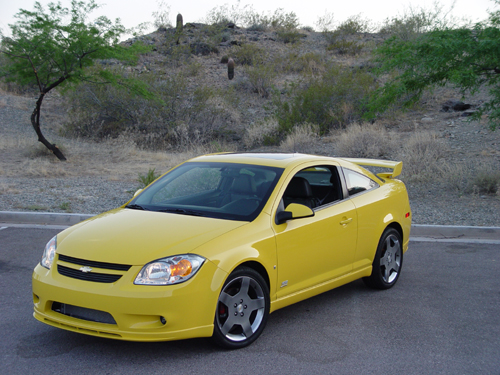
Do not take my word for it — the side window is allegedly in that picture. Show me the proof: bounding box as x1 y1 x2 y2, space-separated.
343 168 378 196
282 165 343 210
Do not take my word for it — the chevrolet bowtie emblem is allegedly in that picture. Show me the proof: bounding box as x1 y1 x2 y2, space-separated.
79 266 93 273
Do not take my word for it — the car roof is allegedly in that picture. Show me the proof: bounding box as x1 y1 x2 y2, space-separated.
189 153 338 168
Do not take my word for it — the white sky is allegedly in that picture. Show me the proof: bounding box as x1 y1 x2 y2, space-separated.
0 0 494 37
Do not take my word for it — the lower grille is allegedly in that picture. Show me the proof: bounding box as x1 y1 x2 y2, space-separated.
57 265 122 283
52 302 116 325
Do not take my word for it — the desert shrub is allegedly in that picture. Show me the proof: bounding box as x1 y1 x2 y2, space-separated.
379 2 455 40
326 38 364 55
397 131 448 181
335 123 395 158
205 2 253 26
270 10 302 44
163 43 192 66
280 123 319 153
336 14 372 34
244 63 276 97
229 43 265 65
276 29 303 44
471 169 500 194
274 64 377 134
183 59 203 77
322 15 371 55
63 68 238 149
243 119 280 148
444 161 500 195
247 23 267 32
277 51 326 76
152 0 172 29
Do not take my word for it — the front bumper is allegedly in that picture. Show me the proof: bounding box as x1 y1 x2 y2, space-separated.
32 259 227 341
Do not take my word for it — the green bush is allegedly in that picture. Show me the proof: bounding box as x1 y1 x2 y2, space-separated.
229 43 265 65
274 64 377 134
138 168 160 188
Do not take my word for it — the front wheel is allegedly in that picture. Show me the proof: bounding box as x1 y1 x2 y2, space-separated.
363 228 403 290
212 267 269 349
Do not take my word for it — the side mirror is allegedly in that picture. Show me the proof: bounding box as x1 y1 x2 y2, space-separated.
276 203 314 225
133 188 143 197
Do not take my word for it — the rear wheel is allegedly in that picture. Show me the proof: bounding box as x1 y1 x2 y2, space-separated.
212 267 269 349
363 228 403 289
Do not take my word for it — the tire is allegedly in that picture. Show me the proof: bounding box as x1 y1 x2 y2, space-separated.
212 267 270 349
363 228 403 290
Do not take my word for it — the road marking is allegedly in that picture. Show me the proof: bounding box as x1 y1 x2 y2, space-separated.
0 227 8 231
411 237 500 245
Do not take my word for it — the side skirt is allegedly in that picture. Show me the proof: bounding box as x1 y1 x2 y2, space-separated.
269 266 372 313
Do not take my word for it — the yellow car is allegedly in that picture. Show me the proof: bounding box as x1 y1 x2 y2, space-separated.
32 153 411 348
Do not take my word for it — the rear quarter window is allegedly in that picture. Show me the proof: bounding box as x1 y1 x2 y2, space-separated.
343 168 378 196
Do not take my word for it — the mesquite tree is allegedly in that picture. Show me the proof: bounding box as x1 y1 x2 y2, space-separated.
0 0 148 160
369 0 500 129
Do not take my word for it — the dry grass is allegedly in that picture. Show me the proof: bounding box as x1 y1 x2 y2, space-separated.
334 122 396 158
442 160 500 195
0 130 236 181
0 183 20 194
243 119 280 149
280 123 319 153
397 131 448 182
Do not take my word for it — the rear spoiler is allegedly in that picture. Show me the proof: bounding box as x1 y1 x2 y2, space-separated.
341 158 403 179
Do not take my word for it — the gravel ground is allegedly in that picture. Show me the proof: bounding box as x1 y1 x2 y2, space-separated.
1 170 499 226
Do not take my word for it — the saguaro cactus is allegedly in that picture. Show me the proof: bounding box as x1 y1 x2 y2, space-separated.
176 14 183 32
175 14 183 44
228 58 235 80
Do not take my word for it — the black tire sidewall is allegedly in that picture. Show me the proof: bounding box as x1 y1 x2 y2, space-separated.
365 227 403 290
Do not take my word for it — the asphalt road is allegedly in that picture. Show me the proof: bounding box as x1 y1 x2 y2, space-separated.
1 226 499 375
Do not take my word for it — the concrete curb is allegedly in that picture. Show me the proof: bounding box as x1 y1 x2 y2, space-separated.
1 211 499 240
411 224 500 241
0 211 93 226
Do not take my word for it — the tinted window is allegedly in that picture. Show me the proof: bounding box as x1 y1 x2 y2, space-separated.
343 168 378 196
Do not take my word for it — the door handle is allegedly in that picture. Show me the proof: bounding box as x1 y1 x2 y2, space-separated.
339 217 353 226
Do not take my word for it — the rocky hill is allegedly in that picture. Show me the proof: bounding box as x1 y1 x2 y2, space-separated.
0 23 499 226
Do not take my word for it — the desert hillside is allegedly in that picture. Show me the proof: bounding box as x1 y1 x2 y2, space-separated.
0 21 499 226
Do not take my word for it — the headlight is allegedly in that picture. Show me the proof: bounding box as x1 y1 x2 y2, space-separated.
134 254 205 285
41 236 57 269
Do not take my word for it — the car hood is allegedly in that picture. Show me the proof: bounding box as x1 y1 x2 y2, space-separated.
57 208 247 265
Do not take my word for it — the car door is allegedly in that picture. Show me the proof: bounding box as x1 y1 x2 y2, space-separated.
272 164 358 299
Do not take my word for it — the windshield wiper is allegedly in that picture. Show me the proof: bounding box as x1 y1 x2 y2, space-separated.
125 204 147 210
158 208 204 216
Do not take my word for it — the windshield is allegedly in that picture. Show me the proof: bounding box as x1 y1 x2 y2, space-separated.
128 162 283 221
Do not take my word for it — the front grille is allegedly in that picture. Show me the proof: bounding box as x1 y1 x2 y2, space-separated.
52 302 116 324
58 254 131 271
57 265 122 283
57 254 132 283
